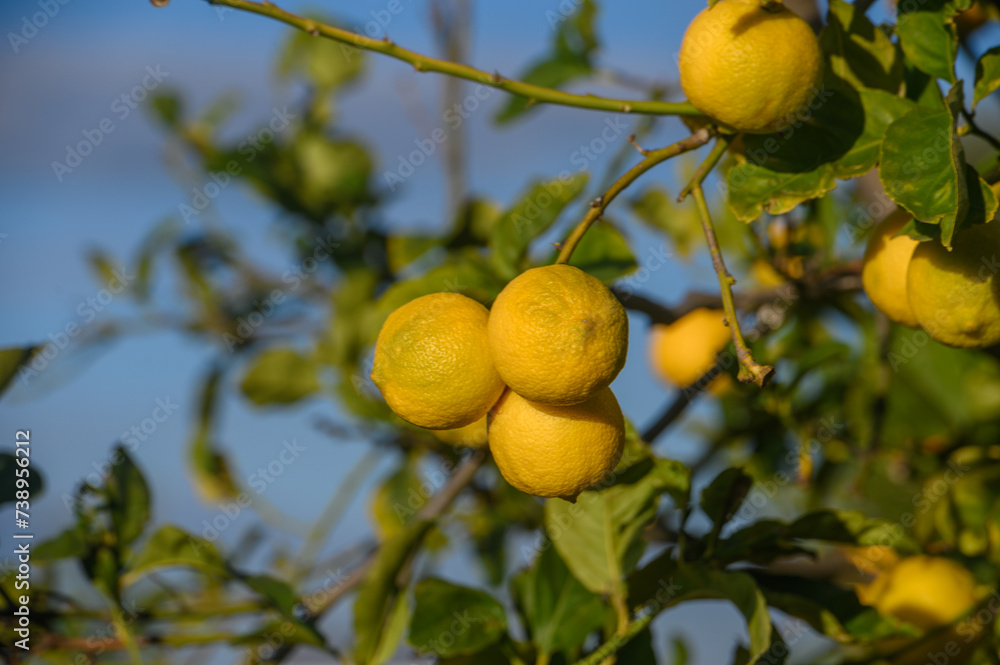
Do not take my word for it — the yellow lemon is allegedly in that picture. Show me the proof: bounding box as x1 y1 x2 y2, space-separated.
907 221 1000 349
862 209 921 328
487 265 628 406
856 556 978 630
371 293 506 430
649 308 732 390
431 416 488 448
489 387 625 500
678 0 824 134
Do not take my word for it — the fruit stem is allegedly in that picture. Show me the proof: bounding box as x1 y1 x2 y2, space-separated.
205 0 705 118
691 184 775 387
555 129 713 265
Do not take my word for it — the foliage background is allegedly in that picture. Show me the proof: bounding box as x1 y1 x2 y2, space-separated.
1 0 1000 663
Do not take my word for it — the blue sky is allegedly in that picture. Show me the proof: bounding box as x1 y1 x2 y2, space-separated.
2 0 998 662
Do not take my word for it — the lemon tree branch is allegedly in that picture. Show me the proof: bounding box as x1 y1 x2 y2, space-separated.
691 184 774 387
555 129 713 265
200 0 703 118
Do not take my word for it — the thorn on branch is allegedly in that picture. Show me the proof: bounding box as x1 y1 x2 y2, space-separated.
622 104 633 113
491 71 504 84
590 196 604 209
627 134 649 156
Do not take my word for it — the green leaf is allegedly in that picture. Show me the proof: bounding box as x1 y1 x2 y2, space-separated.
878 85 970 247
0 451 44 507
371 591 412 665
511 545 605 655
189 367 241 504
565 220 637 283
105 445 150 550
489 173 589 278
355 518 435 664
700 467 753 534
895 0 959 83
232 619 326 649
35 526 86 561
408 578 508 657
386 235 441 273
277 14 364 91
672 566 772 664
496 0 598 123
728 81 912 222
241 574 300 617
820 0 904 93
240 348 319 406
630 186 701 259
545 456 689 595
371 253 506 329
0 346 40 400
125 524 230 585
973 45 1000 107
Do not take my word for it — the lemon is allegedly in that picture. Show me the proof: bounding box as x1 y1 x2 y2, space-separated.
431 416 488 448
678 0 824 134
856 556 982 665
487 265 628 406
856 556 978 630
371 292 506 430
862 209 921 328
489 387 625 499
649 308 732 390
907 221 1000 349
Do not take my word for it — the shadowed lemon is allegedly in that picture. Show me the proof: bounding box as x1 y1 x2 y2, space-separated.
862 209 921 328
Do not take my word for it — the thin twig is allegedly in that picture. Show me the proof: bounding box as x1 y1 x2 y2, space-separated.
555 129 712 264
640 362 722 442
692 185 775 387
677 133 732 202
205 0 702 118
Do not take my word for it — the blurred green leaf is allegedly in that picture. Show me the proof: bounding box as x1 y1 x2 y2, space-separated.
895 0 958 83
277 16 365 91
973 45 1000 107
105 445 150 550
241 348 319 406
489 173 589 279
125 524 230 585
511 545 604 656
630 186 700 259
355 518 434 664
189 367 241 504
565 220 637 283
701 467 753 535
545 456 689 595
496 0 598 123
0 346 39 400
408 578 508 657
35 526 86 562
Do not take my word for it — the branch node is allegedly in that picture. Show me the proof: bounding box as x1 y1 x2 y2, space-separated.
627 134 649 156
591 196 604 209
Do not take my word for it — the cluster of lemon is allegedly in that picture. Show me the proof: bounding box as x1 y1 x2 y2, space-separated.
862 207 1000 349
370 264 628 500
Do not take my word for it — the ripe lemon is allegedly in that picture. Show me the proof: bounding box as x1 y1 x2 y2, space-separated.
649 308 732 391
371 293 506 430
855 555 982 665
678 0 824 134
487 265 628 406
906 221 1000 349
856 556 978 630
489 387 625 499
861 209 921 328
431 416 488 448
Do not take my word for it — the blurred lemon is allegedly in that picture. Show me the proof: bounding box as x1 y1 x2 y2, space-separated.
649 308 732 392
